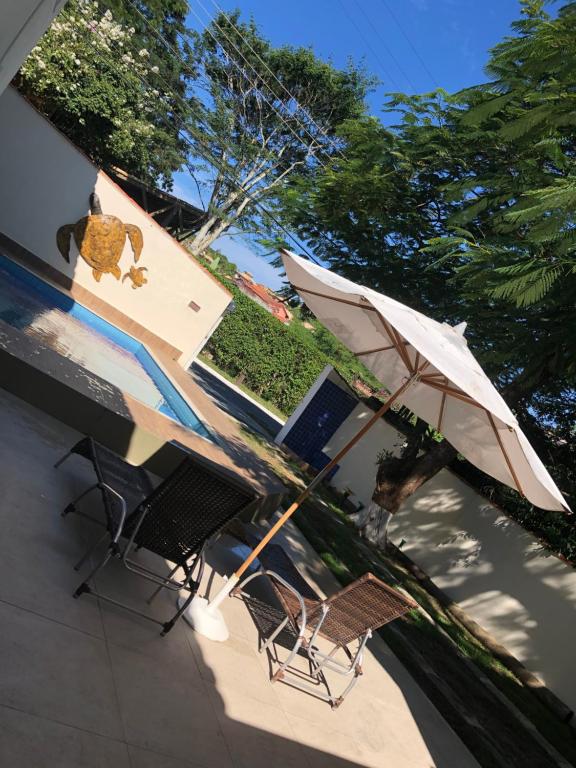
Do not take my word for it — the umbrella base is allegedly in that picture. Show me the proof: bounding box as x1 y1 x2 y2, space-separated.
179 595 229 642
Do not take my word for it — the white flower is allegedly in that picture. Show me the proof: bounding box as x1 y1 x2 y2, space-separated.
128 27 135 34
138 48 149 58
37 60 46 70
74 58 81 66
150 65 159 73
104 9 112 20
152 89 159 97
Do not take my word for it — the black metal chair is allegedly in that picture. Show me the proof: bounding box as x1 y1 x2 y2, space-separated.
56 437 255 634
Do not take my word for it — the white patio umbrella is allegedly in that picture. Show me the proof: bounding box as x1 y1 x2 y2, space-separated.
186 248 568 641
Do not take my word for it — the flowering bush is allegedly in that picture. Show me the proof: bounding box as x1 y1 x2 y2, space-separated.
17 0 185 184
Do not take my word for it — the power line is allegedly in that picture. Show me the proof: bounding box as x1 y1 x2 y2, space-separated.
188 0 333 171
335 0 400 91
59 4 323 264
121 1 347 261
350 0 417 92
195 0 329 155
125 0 330 172
205 0 346 159
378 0 439 89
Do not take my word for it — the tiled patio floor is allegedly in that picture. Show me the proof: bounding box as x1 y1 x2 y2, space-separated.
0 387 479 767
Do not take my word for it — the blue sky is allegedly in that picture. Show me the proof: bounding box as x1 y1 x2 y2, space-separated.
174 0 526 289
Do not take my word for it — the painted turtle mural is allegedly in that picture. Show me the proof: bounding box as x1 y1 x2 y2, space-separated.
56 193 147 288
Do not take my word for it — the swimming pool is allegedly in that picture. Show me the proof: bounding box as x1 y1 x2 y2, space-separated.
0 254 213 440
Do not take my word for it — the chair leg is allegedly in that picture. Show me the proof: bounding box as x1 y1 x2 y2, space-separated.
331 666 363 709
147 549 204 606
73 545 115 599
146 562 180 605
62 483 99 517
160 554 205 635
161 587 195 636
260 615 289 654
271 632 306 683
54 449 73 469
74 531 109 571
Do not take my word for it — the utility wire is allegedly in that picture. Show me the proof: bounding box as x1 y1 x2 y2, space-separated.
350 0 417 92
205 0 346 159
195 0 330 154
125 0 346 257
378 0 439 89
126 0 331 172
60 4 323 264
335 0 400 91
189 0 333 171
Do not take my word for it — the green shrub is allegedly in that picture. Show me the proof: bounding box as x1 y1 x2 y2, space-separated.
205 282 329 413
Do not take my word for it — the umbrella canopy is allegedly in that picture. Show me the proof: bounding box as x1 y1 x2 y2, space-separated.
282 249 568 512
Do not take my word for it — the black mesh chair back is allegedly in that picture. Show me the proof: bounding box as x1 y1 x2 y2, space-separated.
123 457 255 565
59 438 258 635
67 437 154 532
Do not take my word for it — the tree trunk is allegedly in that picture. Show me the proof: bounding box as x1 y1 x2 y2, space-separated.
358 365 548 550
357 438 457 549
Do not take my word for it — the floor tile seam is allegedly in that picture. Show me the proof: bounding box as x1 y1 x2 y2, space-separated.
96 573 133 758
0 700 131 748
0 594 105 641
105 636 214 703
126 741 218 768
1 701 226 768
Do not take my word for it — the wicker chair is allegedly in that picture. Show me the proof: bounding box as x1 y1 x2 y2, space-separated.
232 525 416 707
56 437 255 634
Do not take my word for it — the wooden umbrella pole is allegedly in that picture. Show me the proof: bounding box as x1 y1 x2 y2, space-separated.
231 371 422 583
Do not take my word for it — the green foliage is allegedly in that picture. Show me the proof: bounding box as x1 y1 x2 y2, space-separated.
435 1 576 340
289 315 383 392
203 277 381 414
184 10 373 255
16 0 190 186
205 281 328 413
280 1 575 526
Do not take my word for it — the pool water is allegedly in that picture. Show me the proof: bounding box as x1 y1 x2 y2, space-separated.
0 254 212 440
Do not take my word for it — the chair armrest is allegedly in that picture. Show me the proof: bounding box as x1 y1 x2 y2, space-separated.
236 569 308 633
99 482 127 543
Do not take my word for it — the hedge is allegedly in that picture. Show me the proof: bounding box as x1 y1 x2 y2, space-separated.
204 282 329 414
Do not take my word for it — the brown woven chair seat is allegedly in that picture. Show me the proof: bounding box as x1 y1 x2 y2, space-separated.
231 521 416 699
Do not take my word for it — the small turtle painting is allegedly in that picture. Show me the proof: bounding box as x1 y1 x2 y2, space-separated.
123 265 148 290
56 193 144 283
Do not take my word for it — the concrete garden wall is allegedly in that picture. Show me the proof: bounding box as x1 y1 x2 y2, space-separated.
0 87 231 365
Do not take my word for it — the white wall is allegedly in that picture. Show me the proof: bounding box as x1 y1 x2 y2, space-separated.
388 472 576 716
0 0 66 94
312 382 576 714
0 88 231 363
324 401 401 507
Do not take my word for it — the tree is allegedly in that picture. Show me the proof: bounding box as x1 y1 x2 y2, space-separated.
282 2 575 546
183 11 373 257
15 0 190 186
427 0 576 379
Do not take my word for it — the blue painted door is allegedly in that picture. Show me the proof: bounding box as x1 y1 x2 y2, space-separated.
283 380 357 475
